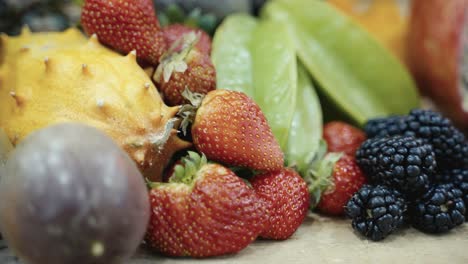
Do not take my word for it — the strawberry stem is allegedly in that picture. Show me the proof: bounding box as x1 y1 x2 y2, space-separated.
302 141 342 209
169 151 207 185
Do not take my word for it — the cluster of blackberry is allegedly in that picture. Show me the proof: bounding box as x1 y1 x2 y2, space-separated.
345 109 467 241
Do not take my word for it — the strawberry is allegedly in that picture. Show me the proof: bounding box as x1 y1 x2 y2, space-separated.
81 0 167 65
163 23 212 55
153 32 216 106
311 154 367 216
250 168 310 240
145 152 266 257
323 121 366 156
188 89 284 172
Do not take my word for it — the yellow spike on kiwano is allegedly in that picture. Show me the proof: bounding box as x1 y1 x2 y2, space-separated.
0 28 191 181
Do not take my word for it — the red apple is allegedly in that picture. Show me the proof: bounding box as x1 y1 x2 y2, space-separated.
407 0 468 133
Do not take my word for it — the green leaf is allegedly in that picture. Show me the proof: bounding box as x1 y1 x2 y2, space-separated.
212 14 297 151
262 0 420 125
286 63 323 175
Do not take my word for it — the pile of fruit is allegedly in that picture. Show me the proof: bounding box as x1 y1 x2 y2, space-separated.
0 0 467 263
348 109 468 240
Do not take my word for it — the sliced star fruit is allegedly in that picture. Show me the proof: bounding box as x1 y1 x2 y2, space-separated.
262 0 420 125
286 63 323 175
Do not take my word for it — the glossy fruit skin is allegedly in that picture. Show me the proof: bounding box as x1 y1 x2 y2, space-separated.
433 168 468 218
0 123 150 264
408 0 468 132
81 0 167 65
250 168 310 240
364 109 468 169
192 90 284 172
410 184 465 233
317 155 367 216
163 23 212 55
364 115 406 138
145 163 265 258
323 121 366 156
345 185 407 241
356 135 436 197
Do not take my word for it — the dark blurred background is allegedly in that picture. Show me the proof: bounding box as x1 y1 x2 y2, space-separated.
0 0 267 35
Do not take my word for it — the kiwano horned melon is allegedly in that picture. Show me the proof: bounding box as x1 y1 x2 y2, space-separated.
0 27 191 181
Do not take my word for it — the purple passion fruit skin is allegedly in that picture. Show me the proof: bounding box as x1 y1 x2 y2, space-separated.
0 123 150 264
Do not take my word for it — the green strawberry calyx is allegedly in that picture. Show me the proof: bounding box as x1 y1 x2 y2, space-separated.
170 151 208 185
302 140 342 209
146 151 207 189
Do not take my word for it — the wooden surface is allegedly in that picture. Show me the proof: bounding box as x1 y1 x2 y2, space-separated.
1 213 467 264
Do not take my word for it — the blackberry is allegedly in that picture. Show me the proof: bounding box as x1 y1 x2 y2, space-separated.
434 168 468 183
364 109 468 169
356 135 436 197
364 115 407 138
345 185 406 241
405 109 468 168
435 168 468 218
410 184 465 233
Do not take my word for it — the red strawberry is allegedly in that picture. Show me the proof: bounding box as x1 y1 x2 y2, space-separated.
153 32 216 106
163 23 212 55
190 90 284 172
145 152 265 257
323 121 366 156
81 0 167 65
314 154 367 216
250 168 310 240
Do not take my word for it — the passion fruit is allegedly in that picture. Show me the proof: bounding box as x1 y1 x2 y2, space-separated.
0 123 150 264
